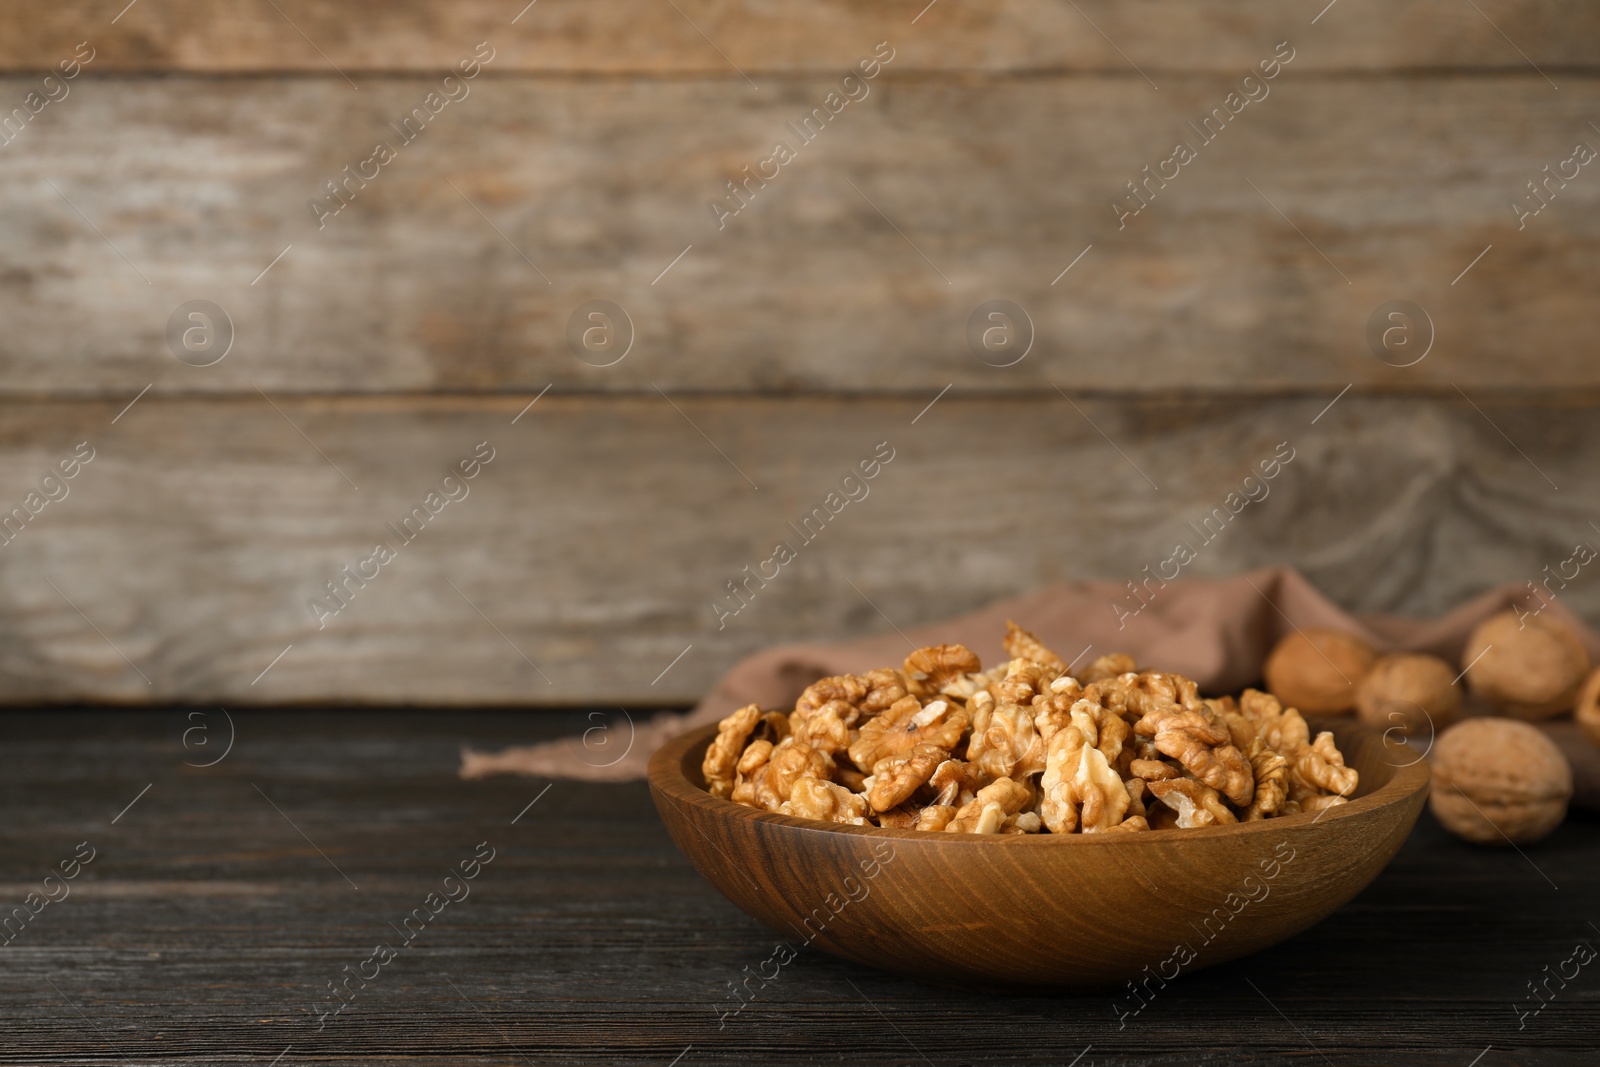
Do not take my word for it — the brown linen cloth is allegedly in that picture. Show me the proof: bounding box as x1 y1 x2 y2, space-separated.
459 566 1600 805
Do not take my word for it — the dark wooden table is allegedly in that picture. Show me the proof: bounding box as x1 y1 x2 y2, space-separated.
2 709 1595 1066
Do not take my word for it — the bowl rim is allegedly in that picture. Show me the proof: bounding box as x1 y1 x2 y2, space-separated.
649 718 1431 845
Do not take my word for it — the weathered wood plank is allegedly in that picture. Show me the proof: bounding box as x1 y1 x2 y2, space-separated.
6 0 1599 74
0 709 1595 1064
0 393 1592 705
1 74 1597 396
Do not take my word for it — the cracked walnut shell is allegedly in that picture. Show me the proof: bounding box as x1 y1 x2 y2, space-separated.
1429 718 1571 844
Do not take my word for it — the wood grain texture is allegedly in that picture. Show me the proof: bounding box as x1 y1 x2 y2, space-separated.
7 0 1600 74
650 719 1429 991
0 393 1593 706
0 73 1597 396
0 708 1595 1065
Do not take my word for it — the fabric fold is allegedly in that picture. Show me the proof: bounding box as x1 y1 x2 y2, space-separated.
459 566 1599 787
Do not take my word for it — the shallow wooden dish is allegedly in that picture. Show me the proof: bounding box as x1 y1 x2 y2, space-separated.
650 719 1429 992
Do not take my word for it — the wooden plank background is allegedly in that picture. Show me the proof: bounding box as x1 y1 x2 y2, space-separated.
1 394 1595 704
6 76 1600 397
0 1 1594 703
4 1 1598 73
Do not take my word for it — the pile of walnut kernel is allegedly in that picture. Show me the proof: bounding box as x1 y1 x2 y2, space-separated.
703 622 1359 833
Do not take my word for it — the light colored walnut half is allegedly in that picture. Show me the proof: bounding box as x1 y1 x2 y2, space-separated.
749 738 835 813
782 777 870 825
904 644 982 697
791 702 851 756
992 658 1050 706
1243 736 1290 821
1292 731 1358 799
928 758 986 808
1080 652 1137 684
1038 724 1131 834
874 805 919 829
857 668 911 718
1146 777 1238 828
967 698 1046 781
946 777 1032 834
1130 758 1180 782
1239 688 1312 757
1003 620 1065 671
794 675 866 721
730 739 774 807
1139 707 1254 808
848 696 969 771
792 669 908 727
868 742 947 813
703 704 761 799
1002 811 1044 834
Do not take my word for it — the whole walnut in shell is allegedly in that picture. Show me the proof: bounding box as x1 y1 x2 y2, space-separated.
1461 612 1591 721
1263 629 1377 715
1577 666 1600 749
1356 653 1460 737
1429 718 1571 845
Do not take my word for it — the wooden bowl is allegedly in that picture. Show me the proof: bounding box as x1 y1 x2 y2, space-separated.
650 719 1429 992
